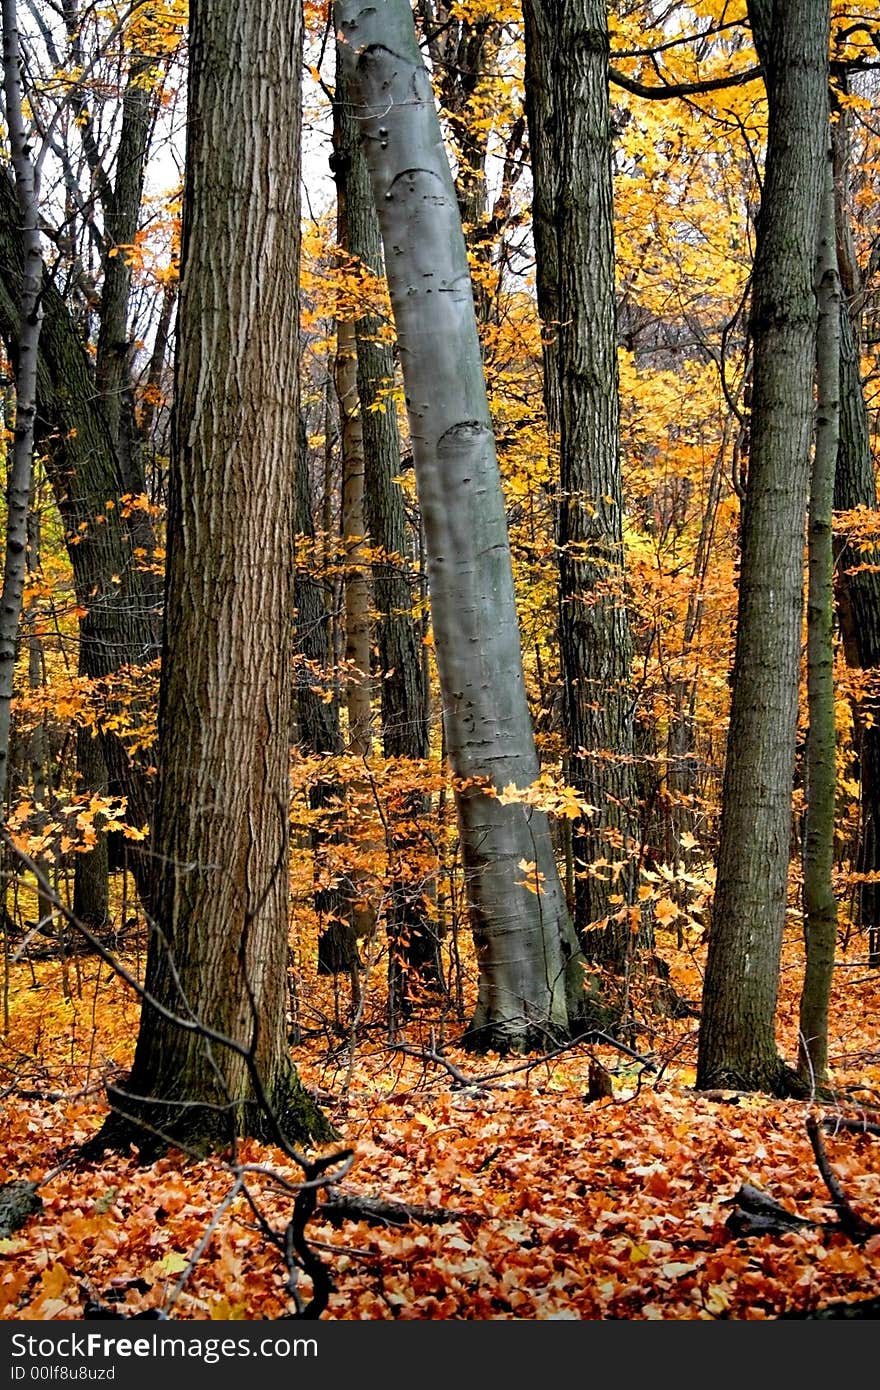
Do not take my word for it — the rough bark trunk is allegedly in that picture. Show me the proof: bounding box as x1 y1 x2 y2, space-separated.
336 0 585 1053
524 1 640 971
522 0 560 434
111 0 332 1150
293 419 360 994
799 147 840 1089
697 0 829 1094
74 53 159 925
416 1 502 325
831 97 880 969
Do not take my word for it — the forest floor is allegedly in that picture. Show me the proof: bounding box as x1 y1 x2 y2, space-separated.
1 922 879 1321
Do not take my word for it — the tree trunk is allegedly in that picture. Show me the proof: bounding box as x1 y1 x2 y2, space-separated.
831 93 880 969
524 1 640 971
337 314 373 759
416 2 504 325
0 0 44 807
0 171 160 909
522 0 560 433
334 51 440 1014
74 52 159 925
697 0 829 1094
336 0 585 1053
111 0 333 1150
798 145 840 1089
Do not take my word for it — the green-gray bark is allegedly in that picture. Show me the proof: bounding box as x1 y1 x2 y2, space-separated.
335 0 585 1051
697 0 830 1093
798 148 840 1089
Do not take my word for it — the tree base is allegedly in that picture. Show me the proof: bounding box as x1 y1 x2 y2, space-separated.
696 1057 814 1099
460 1014 568 1055
83 1066 338 1162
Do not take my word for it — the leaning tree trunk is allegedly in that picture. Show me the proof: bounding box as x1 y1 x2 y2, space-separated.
798 145 840 1089
334 52 440 1016
523 0 640 971
110 0 332 1150
697 0 829 1094
335 0 586 1052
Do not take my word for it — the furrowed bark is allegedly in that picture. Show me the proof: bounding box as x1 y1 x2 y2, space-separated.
831 93 880 969
112 0 333 1150
697 0 829 1093
798 147 840 1089
524 1 640 969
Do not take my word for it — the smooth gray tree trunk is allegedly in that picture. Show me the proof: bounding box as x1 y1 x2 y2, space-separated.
335 0 585 1051
334 51 440 1014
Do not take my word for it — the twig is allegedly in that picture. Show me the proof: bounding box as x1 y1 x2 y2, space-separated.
318 1188 470 1229
822 1115 880 1139
806 1115 876 1241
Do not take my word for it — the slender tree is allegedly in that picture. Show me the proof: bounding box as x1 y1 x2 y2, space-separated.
523 1 640 971
0 0 45 807
831 88 880 969
107 0 332 1148
697 0 830 1093
798 145 840 1088
0 170 160 907
335 0 587 1052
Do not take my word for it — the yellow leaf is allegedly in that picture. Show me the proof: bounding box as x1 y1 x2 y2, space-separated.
211 1297 248 1320
655 896 679 927
705 1284 731 1314
40 1263 71 1299
628 1242 651 1264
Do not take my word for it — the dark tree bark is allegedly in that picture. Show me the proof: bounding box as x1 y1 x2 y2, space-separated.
76 52 159 929
697 0 829 1093
523 1 640 971
0 171 160 908
798 147 840 1088
416 0 503 323
831 91 880 969
111 0 332 1149
522 0 560 432
293 418 359 993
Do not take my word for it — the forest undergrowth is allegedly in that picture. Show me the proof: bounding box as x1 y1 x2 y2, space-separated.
1 922 879 1321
